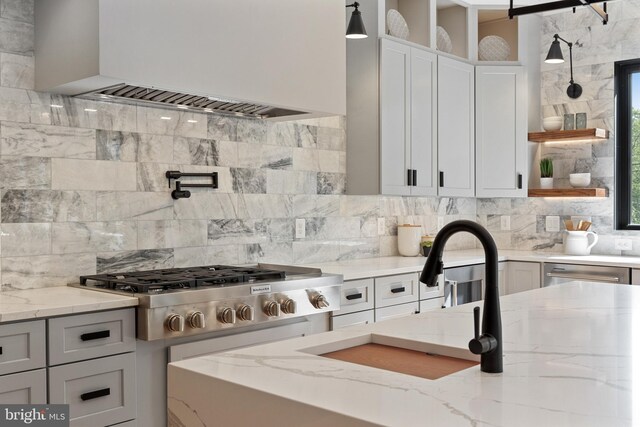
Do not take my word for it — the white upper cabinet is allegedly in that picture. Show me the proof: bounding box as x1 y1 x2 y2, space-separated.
380 39 438 196
380 40 412 196
437 56 475 198
475 66 527 198
410 48 438 196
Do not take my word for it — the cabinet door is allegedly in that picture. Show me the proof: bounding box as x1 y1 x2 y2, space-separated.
506 262 541 295
437 56 475 197
331 311 375 330
380 39 411 195
410 48 438 196
374 273 420 308
0 369 47 404
476 66 527 197
375 302 419 322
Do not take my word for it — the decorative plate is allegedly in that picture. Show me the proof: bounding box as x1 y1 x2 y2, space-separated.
478 35 511 61
387 9 409 40
436 26 452 53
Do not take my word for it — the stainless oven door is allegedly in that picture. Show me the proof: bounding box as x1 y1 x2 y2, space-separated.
543 263 631 287
443 264 485 307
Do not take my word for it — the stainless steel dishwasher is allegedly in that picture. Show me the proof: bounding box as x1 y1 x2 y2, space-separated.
543 263 631 286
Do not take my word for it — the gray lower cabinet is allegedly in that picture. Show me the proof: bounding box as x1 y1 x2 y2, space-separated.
48 309 135 365
0 320 47 404
0 320 46 376
0 308 136 426
0 369 47 404
49 352 136 427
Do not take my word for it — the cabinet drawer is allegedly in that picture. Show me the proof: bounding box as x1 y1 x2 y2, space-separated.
374 273 419 308
49 352 136 427
336 278 374 315
48 309 135 365
375 302 419 322
0 320 45 375
419 297 444 313
0 369 47 404
331 310 374 330
419 275 444 300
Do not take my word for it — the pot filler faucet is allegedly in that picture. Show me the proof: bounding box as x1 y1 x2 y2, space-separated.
420 220 503 373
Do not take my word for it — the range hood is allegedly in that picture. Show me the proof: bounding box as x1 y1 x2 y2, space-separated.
34 0 346 120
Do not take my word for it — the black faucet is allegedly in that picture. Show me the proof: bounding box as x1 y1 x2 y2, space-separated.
420 220 503 373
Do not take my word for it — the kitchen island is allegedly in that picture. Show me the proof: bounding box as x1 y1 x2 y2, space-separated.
168 283 639 426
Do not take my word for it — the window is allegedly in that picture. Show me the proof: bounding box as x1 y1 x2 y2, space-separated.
615 59 640 230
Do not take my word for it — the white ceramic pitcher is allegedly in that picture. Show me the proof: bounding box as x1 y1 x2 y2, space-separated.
564 230 598 255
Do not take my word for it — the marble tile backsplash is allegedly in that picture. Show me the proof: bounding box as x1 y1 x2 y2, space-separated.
0 2 474 289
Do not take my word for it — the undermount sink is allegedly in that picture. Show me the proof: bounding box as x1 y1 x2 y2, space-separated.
303 334 479 380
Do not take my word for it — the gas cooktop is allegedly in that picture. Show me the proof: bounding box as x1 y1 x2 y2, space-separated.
74 263 343 340
80 265 287 294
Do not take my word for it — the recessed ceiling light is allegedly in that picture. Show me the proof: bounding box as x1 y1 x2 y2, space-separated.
50 104 63 108
100 95 111 99
160 116 172 120
84 108 97 112
177 105 189 110
204 108 213 113
187 119 198 123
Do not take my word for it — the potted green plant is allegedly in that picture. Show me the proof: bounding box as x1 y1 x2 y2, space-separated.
540 158 554 189
421 239 433 257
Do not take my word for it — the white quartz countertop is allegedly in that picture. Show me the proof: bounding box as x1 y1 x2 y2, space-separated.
168 283 640 426
305 249 640 280
0 287 138 323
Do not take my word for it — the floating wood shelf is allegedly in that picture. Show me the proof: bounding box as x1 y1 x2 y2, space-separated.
528 128 609 143
528 188 608 198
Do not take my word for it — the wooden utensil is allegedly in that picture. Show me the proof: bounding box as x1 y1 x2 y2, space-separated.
579 221 592 231
577 220 585 231
564 219 574 231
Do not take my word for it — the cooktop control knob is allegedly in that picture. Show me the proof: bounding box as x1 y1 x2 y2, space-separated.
219 307 236 324
264 301 281 317
237 305 255 321
187 311 206 329
312 294 330 309
281 299 297 314
166 314 185 332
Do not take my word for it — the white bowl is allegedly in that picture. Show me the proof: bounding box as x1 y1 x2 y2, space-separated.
542 116 563 131
569 173 591 187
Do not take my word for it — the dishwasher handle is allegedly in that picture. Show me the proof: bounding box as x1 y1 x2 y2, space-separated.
546 271 620 283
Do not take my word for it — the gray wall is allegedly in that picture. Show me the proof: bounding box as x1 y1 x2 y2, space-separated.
0 1 475 290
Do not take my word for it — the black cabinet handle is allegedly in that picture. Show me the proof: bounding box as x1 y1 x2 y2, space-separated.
439 171 444 187
407 169 413 186
390 286 406 294
517 173 523 189
80 330 110 341
80 388 110 401
412 170 417 186
0 346 3 355
345 293 363 300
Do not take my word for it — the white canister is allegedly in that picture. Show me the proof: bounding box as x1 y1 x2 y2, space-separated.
398 224 422 256
564 231 598 255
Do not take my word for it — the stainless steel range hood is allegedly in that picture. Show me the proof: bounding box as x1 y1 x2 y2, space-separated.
80 84 305 119
34 0 346 120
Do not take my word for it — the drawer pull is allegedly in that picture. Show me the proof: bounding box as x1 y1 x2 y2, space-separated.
80 330 111 341
81 387 111 401
345 293 363 301
390 287 406 294
0 346 2 355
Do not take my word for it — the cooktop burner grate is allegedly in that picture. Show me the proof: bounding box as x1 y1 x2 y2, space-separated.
79 265 287 293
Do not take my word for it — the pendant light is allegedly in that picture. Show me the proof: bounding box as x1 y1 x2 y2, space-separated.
545 34 583 99
346 2 367 39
